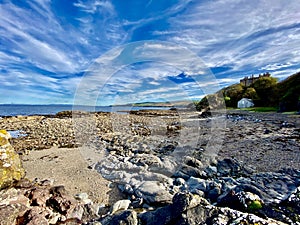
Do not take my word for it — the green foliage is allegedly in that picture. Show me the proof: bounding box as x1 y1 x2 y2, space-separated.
243 87 259 100
252 77 278 106
277 72 300 111
223 84 244 107
239 107 278 112
224 96 230 101
248 200 263 211
194 72 300 112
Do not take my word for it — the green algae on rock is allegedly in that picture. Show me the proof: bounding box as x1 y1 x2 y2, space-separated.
0 130 25 190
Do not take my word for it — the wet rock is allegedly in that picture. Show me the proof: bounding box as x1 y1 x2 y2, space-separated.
0 130 25 190
282 186 300 209
278 186 300 223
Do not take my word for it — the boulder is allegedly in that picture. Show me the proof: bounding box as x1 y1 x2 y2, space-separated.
139 192 209 225
135 181 173 205
186 201 285 225
0 130 25 189
218 190 263 212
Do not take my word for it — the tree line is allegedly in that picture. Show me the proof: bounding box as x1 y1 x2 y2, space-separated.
195 71 300 112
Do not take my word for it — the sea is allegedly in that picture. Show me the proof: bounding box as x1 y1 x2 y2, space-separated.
0 104 171 117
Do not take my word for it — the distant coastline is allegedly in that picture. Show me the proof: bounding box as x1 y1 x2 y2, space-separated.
0 104 173 117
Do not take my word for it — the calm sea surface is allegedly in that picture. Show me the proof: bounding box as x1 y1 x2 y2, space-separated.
0 104 170 117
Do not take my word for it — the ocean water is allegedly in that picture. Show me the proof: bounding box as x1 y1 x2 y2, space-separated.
0 104 170 117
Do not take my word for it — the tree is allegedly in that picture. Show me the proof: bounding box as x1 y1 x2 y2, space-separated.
243 87 259 100
252 77 278 106
223 84 244 107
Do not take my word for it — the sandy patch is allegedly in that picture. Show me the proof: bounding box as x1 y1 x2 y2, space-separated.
21 147 122 205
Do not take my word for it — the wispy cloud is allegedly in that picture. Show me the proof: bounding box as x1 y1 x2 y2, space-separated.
163 0 300 76
0 0 299 105
74 0 115 15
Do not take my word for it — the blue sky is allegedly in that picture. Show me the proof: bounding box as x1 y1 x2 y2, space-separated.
0 0 300 105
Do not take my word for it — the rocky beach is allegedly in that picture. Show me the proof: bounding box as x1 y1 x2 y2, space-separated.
0 109 299 224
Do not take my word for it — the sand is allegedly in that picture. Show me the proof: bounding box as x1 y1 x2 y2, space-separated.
21 146 122 205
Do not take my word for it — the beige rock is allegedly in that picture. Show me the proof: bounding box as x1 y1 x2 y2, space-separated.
111 199 131 214
0 130 25 190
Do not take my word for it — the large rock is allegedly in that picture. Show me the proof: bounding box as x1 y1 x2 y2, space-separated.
139 192 209 225
0 130 25 189
100 210 138 225
0 183 86 225
186 203 286 225
135 181 173 205
0 188 30 225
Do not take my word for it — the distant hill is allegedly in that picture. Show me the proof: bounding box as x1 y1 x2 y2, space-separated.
113 100 192 108
195 71 300 112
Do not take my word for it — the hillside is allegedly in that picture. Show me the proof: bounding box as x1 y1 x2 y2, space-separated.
277 71 300 111
113 100 191 108
195 71 300 112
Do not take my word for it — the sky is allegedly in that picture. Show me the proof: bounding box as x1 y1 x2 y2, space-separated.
0 0 300 105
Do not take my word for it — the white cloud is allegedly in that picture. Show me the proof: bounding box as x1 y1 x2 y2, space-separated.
1 0 299 105
162 0 300 74
74 0 115 15
0 2 88 73
261 62 294 71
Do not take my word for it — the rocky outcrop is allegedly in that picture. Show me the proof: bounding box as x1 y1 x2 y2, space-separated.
0 130 25 189
0 179 102 225
83 157 300 224
90 192 288 225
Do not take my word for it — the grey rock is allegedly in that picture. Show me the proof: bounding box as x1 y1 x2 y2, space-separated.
187 177 207 192
174 178 186 186
136 181 173 205
284 186 300 208
207 186 221 203
204 166 218 177
139 192 209 225
118 184 134 195
139 205 174 225
177 165 203 178
101 210 138 225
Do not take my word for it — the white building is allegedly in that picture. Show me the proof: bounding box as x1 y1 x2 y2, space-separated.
237 98 254 108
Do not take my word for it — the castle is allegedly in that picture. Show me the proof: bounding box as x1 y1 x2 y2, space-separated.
240 72 271 87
